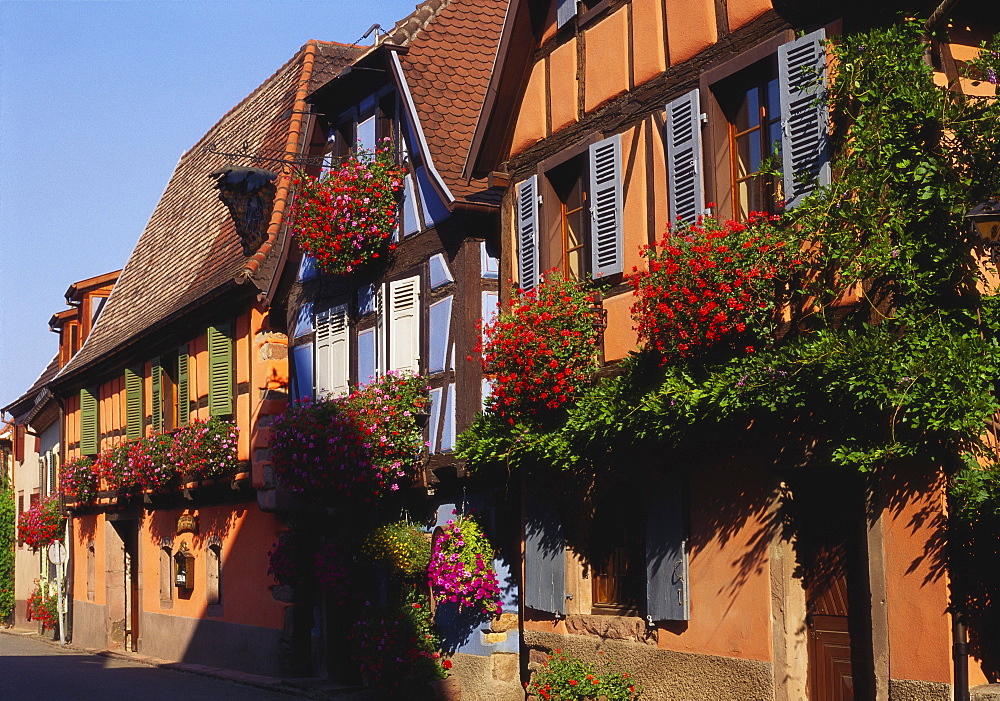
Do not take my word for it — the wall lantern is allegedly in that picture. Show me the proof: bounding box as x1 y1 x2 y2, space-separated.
210 166 278 255
966 199 1000 262
174 542 195 589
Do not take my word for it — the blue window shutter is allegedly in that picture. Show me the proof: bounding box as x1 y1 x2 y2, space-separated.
428 387 443 454
525 494 566 615
778 28 829 209
517 176 540 291
556 0 575 28
441 383 456 452
481 241 499 279
428 296 453 374
402 174 421 238
294 301 314 339
666 89 705 224
357 284 376 317
357 328 376 388
646 479 690 621
207 322 234 417
291 344 313 401
125 366 143 440
429 253 454 289
589 134 624 278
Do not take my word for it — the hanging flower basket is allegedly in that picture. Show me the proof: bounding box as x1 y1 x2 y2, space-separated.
270 373 429 500
289 141 406 276
18 495 63 550
428 516 502 616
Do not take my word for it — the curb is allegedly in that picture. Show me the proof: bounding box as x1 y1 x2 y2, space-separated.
1 627 371 699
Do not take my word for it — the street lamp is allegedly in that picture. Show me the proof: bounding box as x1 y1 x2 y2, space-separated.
966 199 1000 263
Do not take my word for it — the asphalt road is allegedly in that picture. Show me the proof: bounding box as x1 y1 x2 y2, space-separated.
0 632 300 700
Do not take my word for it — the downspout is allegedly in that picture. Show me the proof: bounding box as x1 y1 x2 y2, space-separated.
54 391 71 644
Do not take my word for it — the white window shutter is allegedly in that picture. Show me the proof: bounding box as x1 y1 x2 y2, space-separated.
388 276 421 375
517 176 540 291
589 134 624 278
556 0 575 28
778 28 830 209
315 304 350 397
666 89 705 224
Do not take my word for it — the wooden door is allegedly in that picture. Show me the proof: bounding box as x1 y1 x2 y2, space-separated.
807 547 854 701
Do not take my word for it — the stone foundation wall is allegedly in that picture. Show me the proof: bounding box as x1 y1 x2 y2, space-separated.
524 630 774 701
447 651 523 701
889 678 952 700
139 610 284 677
70 599 106 651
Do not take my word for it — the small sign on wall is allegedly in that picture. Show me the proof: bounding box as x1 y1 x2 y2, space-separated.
176 514 198 535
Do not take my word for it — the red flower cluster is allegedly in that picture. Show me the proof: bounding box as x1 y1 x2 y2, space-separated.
478 273 602 423
630 213 795 362
18 495 62 550
26 580 58 630
289 141 406 276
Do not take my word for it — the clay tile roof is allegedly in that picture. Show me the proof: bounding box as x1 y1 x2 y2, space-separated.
56 42 358 386
397 0 508 203
382 0 450 46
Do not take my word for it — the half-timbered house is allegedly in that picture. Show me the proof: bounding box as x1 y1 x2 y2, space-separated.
465 1 994 698
48 41 362 677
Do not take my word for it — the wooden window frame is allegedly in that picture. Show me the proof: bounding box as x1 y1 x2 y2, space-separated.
700 32 793 221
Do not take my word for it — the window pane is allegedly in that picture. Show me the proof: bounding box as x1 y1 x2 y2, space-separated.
357 115 376 152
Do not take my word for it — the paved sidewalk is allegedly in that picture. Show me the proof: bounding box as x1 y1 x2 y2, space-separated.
0 626 375 700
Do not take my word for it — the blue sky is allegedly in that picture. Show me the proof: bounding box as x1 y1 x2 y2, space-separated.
0 0 420 409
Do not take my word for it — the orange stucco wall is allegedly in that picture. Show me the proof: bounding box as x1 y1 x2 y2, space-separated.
883 467 952 684
664 0 718 65
72 513 106 606
656 456 773 661
632 0 667 85
584 6 630 113
511 59 548 157
550 38 579 132
602 293 638 362
142 504 284 630
727 0 772 31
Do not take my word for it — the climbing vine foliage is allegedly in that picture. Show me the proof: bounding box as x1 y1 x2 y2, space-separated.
457 21 1000 673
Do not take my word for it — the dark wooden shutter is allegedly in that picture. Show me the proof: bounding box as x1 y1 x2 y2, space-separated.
208 322 234 417
589 134 624 278
517 176 540 291
666 89 705 224
646 479 690 621
778 28 830 209
125 366 144 440
150 357 163 433
79 386 99 455
177 346 190 426
525 494 567 615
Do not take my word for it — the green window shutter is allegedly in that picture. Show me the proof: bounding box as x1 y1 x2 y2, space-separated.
125 366 144 440
208 322 234 417
177 346 190 426
80 386 99 455
150 357 163 433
